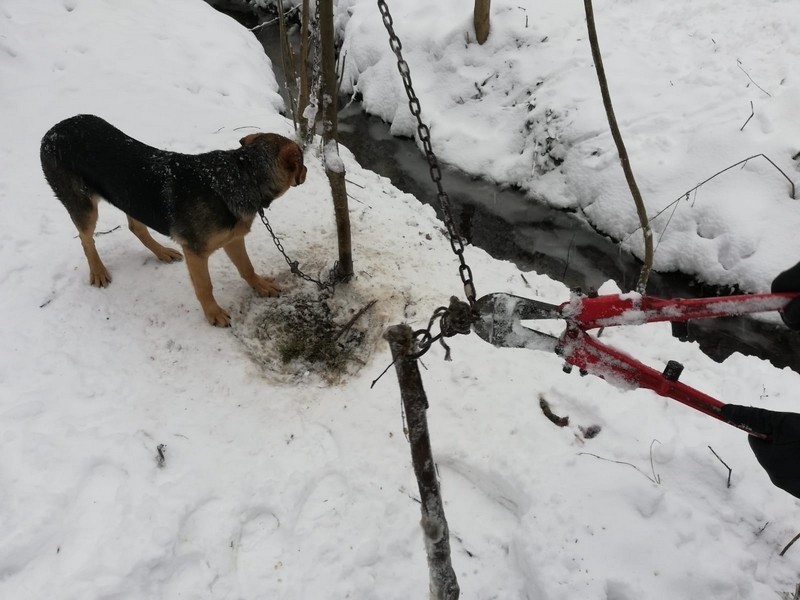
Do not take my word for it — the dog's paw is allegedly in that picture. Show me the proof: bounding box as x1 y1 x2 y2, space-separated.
205 305 231 327
89 267 112 287
155 246 183 263
251 276 281 297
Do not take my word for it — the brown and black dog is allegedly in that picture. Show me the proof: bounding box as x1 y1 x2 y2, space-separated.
40 114 306 326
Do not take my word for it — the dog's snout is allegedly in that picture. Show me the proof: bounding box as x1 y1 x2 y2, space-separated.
295 165 307 186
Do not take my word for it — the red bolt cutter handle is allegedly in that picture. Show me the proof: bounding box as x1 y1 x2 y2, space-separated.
555 291 800 438
559 292 799 331
557 325 752 433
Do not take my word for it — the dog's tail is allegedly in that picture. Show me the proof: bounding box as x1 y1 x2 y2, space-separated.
40 127 99 231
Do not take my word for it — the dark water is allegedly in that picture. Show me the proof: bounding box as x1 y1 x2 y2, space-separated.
230 12 800 373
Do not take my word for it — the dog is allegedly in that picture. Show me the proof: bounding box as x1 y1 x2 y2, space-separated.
40 114 307 326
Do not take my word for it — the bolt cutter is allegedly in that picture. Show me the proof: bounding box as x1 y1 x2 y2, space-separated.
473 290 800 439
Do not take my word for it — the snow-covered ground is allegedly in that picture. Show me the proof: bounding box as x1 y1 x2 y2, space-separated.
1 0 800 599
339 0 800 294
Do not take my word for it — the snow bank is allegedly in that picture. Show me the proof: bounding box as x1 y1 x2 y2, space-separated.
338 0 800 293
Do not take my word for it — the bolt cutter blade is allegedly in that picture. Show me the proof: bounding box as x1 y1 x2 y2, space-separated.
472 293 561 352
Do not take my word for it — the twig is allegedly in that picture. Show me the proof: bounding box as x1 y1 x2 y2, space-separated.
539 395 569 427
335 299 377 341
652 198 680 258
737 60 772 97
371 356 398 389
649 439 662 484
708 445 732 488
156 444 167 468
740 101 755 132
561 233 576 281
780 531 800 557
627 153 798 245
248 4 301 31
95 225 121 236
346 193 370 208
578 451 661 485
345 177 365 189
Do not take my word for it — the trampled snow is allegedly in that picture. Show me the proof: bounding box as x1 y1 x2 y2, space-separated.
2 0 800 599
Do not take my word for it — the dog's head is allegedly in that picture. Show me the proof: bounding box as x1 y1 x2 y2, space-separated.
239 133 307 189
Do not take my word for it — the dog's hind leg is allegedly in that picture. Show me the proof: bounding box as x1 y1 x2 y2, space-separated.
127 217 183 263
41 152 111 287
76 195 113 288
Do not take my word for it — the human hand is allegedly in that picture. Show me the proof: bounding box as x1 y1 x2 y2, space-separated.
772 261 800 329
721 404 800 499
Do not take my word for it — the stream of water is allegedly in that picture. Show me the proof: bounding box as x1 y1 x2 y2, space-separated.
227 11 800 373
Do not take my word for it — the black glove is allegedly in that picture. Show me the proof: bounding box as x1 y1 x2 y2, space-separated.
772 261 800 330
721 404 800 499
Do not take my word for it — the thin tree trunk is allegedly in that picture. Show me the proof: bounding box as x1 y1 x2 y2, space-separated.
319 0 353 278
474 0 491 45
584 0 653 292
276 0 297 130
297 0 311 144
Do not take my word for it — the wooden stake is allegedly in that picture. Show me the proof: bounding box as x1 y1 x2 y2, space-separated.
384 324 460 600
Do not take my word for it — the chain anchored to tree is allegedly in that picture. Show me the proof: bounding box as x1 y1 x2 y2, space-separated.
258 208 344 294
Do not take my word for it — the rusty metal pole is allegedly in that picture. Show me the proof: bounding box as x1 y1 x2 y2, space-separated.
384 324 460 600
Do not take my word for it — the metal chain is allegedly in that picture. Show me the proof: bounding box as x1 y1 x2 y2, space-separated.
409 296 474 360
258 208 342 293
377 0 477 307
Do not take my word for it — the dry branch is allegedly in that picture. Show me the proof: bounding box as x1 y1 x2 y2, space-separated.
539 395 569 427
708 446 732 488
781 532 800 557
584 0 653 292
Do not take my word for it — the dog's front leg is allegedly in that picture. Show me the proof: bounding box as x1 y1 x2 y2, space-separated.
183 248 230 327
223 237 281 297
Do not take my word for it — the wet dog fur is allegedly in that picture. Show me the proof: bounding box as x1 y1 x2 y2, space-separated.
40 114 306 326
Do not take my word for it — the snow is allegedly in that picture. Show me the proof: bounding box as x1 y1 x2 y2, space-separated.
2 0 800 599
339 0 800 294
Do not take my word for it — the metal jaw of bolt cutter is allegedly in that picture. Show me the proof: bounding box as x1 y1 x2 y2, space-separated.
473 290 800 440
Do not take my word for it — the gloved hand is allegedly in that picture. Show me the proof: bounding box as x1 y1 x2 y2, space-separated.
772 261 800 330
721 404 800 499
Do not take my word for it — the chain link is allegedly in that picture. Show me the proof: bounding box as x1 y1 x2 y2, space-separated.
258 208 342 293
377 0 477 306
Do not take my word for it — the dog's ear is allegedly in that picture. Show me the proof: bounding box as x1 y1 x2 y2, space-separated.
239 133 264 146
279 142 307 186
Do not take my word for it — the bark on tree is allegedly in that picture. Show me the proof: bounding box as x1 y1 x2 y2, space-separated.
319 0 353 279
276 0 297 130
474 0 491 44
297 0 311 143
